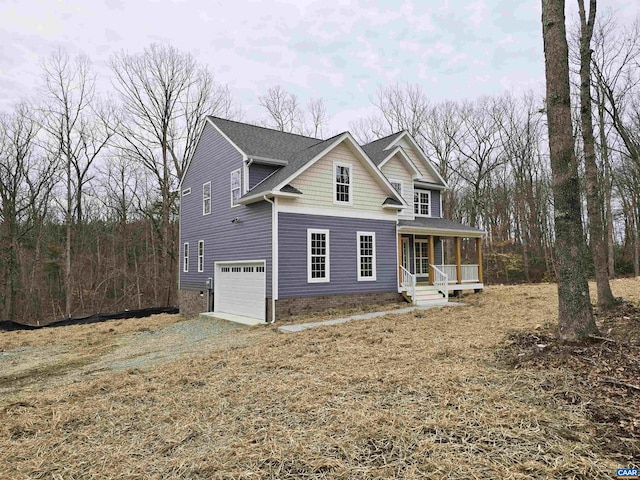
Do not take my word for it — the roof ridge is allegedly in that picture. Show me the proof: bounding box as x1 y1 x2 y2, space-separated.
208 116 323 141
286 131 346 160
362 130 405 148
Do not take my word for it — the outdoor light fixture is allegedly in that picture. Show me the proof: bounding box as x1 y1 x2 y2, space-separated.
231 217 240 223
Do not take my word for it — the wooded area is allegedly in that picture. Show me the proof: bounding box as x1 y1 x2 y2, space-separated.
1 8 639 325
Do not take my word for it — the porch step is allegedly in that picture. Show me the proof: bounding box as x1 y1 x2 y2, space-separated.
416 299 450 307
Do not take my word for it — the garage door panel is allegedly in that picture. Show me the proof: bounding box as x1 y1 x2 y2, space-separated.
215 262 266 321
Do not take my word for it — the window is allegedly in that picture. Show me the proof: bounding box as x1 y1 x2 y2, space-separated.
414 189 431 216
183 242 189 273
203 182 211 215
197 240 204 272
221 267 230 273
333 162 352 205
231 169 241 207
182 188 191 197
357 232 376 281
231 266 242 273
243 266 254 273
256 266 265 273
307 229 330 282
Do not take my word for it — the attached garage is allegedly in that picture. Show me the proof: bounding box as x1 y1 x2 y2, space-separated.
214 261 266 322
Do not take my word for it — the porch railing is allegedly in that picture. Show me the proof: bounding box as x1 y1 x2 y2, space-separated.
431 264 449 299
461 264 480 283
438 265 458 283
399 265 416 304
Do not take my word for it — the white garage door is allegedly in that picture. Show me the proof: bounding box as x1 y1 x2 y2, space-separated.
214 261 266 321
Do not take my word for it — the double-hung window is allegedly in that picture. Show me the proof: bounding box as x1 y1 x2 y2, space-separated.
333 162 352 205
357 232 376 281
307 229 330 283
183 242 189 273
202 182 211 215
414 189 431 216
197 240 204 272
230 169 241 207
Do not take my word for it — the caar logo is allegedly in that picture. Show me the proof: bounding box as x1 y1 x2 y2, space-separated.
617 468 639 479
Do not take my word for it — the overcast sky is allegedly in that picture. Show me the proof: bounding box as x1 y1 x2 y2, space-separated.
1 0 638 132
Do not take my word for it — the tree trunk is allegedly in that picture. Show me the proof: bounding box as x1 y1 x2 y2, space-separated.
65 158 72 319
598 87 616 278
541 0 598 342
578 0 615 309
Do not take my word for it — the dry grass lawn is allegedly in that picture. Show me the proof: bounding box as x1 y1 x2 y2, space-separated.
1 278 639 479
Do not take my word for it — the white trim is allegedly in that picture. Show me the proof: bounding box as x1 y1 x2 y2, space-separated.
243 160 251 195
385 132 450 188
248 155 288 166
182 188 191 196
398 226 485 238
202 181 211 216
357 231 377 281
307 228 330 283
197 240 204 272
183 242 189 273
272 198 278 301
230 168 242 208
333 160 353 206
278 203 397 221
439 192 443 218
270 133 407 207
378 147 422 177
440 238 444 265
414 188 431 217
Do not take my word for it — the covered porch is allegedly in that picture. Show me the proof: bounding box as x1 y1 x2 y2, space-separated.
396 218 485 301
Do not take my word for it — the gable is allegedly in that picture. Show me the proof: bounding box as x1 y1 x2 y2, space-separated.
283 140 396 216
395 138 438 183
381 153 415 183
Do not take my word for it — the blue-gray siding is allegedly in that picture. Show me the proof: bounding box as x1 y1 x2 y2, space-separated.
278 213 398 298
249 163 280 189
431 190 441 217
179 125 272 296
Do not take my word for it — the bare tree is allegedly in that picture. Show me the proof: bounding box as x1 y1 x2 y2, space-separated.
38 48 114 318
577 0 615 308
308 98 328 138
109 43 233 305
258 86 305 134
0 104 56 320
542 0 598 342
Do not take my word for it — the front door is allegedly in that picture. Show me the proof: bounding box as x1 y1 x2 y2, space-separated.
415 239 430 279
402 237 410 271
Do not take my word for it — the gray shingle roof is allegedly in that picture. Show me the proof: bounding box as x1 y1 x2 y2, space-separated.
208 116 321 160
383 197 403 206
241 132 347 199
361 132 405 166
399 217 484 234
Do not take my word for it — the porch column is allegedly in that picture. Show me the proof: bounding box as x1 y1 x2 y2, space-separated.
476 237 483 283
397 233 402 284
428 235 435 285
455 236 462 285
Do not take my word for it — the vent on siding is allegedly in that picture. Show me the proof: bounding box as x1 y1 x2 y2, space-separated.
182 188 191 196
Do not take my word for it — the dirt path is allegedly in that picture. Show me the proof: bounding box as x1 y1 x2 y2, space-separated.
0 315 267 402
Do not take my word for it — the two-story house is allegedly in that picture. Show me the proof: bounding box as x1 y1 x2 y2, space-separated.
179 117 484 324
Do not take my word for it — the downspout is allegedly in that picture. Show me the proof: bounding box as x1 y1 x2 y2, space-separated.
263 195 277 323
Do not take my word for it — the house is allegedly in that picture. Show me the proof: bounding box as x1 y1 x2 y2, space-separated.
178 117 485 323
